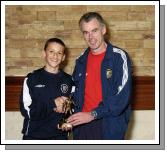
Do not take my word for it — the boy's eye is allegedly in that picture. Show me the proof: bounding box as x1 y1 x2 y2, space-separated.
58 52 63 55
49 50 53 53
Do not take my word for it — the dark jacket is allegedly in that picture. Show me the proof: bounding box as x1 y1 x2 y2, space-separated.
72 42 132 139
20 68 74 139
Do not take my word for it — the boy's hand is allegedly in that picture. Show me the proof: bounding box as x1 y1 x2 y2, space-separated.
53 96 68 113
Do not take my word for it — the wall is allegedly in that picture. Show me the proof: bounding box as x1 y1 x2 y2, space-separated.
5 110 155 140
5 5 155 140
5 5 155 76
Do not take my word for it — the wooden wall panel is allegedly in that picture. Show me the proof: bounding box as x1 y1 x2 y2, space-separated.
131 76 155 110
5 77 24 111
5 76 155 111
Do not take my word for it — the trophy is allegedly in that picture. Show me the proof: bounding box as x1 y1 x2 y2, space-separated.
57 97 75 131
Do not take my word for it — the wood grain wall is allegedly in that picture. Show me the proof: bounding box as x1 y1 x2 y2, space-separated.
5 76 155 111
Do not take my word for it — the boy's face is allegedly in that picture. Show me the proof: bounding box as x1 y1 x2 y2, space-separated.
43 42 65 70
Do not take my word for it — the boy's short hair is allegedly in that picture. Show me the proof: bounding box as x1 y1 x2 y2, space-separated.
44 38 66 53
79 12 106 29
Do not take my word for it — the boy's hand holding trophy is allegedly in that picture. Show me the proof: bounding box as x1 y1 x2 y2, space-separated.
57 97 75 131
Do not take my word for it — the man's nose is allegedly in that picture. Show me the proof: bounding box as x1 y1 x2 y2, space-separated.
88 32 93 38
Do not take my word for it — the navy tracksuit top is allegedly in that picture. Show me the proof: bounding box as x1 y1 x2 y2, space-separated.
20 68 74 139
72 42 132 140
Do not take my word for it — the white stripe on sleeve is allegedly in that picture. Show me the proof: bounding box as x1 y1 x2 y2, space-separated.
23 78 32 118
113 47 128 94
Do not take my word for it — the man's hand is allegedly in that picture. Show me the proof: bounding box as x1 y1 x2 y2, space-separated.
67 112 94 126
53 96 68 113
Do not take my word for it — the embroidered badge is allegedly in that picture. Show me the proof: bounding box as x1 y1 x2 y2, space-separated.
106 69 112 79
61 84 68 93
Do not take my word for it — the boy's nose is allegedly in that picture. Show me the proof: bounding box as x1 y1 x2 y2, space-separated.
53 53 58 58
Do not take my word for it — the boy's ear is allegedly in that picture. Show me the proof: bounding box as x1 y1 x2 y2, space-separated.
62 54 66 62
42 50 46 58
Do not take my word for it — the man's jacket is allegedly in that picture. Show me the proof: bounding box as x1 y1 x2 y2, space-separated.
72 42 132 139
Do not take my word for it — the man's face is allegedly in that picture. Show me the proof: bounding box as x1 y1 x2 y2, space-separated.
81 18 106 52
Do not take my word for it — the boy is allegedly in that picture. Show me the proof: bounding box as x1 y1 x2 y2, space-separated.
20 38 74 140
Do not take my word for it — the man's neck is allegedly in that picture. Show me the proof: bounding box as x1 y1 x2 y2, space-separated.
91 42 107 55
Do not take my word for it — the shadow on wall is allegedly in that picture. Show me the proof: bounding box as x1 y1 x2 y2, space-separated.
125 111 135 140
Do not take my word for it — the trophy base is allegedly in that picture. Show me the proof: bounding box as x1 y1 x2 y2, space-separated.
58 122 73 131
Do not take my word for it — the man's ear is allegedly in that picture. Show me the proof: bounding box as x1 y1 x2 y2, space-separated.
102 25 107 35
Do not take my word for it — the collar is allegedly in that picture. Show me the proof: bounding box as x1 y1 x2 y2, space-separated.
103 42 113 60
78 42 113 63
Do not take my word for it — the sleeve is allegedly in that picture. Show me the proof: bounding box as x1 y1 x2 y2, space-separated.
71 61 81 112
93 52 132 119
20 76 56 121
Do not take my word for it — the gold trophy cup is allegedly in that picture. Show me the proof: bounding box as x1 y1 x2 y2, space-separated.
57 97 75 131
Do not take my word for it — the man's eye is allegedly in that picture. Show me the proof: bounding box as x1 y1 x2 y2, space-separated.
83 31 88 35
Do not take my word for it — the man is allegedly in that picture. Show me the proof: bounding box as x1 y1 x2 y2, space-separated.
67 12 132 140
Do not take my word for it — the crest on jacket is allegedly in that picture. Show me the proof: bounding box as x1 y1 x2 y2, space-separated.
106 69 112 79
61 84 68 93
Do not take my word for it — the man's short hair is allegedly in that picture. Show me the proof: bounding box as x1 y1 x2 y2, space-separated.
79 12 106 28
